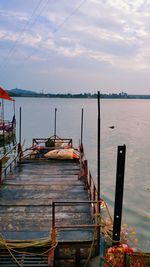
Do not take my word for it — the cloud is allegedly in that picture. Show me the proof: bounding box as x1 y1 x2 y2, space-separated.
0 0 150 92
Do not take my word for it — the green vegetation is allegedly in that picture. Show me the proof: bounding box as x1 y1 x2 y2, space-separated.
8 89 150 99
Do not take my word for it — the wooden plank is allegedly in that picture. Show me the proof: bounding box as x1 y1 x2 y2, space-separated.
0 159 94 242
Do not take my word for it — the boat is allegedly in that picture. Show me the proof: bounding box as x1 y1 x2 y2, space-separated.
0 95 150 267
0 87 16 146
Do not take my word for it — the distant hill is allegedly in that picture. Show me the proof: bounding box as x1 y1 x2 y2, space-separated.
7 89 150 99
8 88 37 96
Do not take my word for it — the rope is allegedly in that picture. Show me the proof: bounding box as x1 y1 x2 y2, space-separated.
81 199 114 266
0 232 58 266
0 234 22 267
83 229 97 267
0 234 51 249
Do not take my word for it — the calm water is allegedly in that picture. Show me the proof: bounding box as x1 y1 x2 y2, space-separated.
3 97 150 252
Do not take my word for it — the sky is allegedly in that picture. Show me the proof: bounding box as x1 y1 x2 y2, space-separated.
0 0 150 94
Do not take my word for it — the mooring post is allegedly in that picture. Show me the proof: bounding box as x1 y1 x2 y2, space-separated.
112 145 126 246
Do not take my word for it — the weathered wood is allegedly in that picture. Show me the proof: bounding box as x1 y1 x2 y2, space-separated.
0 159 94 242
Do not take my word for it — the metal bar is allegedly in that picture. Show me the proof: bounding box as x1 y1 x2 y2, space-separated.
112 145 126 245
97 91 101 255
1 99 6 150
54 108 57 138
0 160 2 184
93 186 96 214
54 224 98 229
84 160 88 177
75 248 80 267
0 200 100 207
2 156 18 175
97 91 100 201
89 172 92 200
1 144 17 160
52 202 55 229
52 200 98 205
80 108 83 147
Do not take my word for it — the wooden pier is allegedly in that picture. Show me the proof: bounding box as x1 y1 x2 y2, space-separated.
0 159 94 240
0 141 100 267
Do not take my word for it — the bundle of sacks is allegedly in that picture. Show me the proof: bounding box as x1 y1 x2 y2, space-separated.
44 148 80 160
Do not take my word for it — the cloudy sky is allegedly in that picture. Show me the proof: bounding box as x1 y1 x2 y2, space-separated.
0 0 150 94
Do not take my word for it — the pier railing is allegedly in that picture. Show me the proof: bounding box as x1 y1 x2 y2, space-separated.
22 137 73 159
80 156 99 218
50 200 100 266
32 137 73 149
0 144 21 184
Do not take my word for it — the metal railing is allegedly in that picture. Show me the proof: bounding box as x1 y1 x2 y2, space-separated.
0 144 21 184
32 137 73 149
50 200 100 266
0 119 16 132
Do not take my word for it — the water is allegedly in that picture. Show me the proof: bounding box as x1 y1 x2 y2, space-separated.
3 97 150 252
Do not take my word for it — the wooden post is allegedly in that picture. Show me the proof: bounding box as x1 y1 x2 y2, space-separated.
112 145 126 245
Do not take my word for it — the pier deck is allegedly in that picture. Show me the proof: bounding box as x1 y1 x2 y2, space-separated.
0 159 94 242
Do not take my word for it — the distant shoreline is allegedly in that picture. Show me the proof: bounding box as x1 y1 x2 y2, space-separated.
10 93 150 99
11 94 150 99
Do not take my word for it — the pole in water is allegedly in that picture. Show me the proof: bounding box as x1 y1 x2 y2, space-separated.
19 107 22 145
112 145 126 246
97 91 101 201
80 108 84 152
54 108 57 138
97 91 101 255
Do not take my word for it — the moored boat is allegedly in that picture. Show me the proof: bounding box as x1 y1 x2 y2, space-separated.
0 87 16 147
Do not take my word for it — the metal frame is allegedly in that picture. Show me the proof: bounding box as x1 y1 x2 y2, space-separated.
0 144 19 184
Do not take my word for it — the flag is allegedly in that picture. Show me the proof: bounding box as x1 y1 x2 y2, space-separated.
0 87 14 101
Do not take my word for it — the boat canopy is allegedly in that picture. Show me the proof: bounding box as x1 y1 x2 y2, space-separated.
0 87 14 101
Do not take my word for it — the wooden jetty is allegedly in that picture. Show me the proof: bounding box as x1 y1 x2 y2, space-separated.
0 137 107 267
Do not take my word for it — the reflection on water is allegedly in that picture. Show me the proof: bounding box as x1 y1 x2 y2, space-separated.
3 97 150 252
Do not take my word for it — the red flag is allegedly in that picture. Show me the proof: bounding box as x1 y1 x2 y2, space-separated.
0 87 14 101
